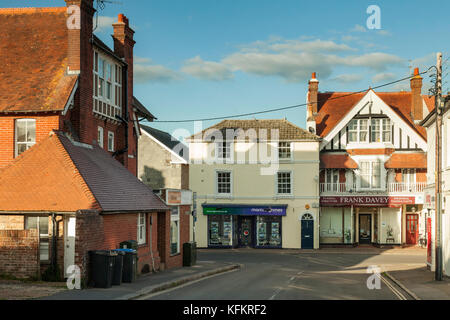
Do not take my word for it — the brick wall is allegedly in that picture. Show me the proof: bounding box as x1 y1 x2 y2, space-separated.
0 215 24 230
0 229 39 278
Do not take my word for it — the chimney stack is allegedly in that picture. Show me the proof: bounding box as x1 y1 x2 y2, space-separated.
65 0 95 74
307 72 319 134
410 67 423 122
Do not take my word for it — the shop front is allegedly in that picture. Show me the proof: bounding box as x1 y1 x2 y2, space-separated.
203 204 286 248
320 195 423 246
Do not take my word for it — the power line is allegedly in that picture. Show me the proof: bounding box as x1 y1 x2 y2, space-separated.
151 69 432 123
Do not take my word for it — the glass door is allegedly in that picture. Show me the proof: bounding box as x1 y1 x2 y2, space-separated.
359 214 372 244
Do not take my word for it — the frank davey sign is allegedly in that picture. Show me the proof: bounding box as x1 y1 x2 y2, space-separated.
320 196 416 207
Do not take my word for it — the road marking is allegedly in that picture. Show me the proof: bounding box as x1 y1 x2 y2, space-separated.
380 274 407 300
269 272 302 300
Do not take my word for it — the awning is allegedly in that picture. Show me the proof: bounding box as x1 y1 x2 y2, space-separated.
385 153 427 169
202 204 287 216
320 154 358 169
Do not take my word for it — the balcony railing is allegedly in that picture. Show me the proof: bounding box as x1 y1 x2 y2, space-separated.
387 182 426 193
320 182 426 194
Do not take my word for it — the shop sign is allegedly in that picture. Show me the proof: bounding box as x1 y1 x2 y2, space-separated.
167 191 181 204
203 205 287 216
320 196 416 207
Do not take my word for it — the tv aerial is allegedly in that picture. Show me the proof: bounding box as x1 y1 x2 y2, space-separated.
93 0 123 32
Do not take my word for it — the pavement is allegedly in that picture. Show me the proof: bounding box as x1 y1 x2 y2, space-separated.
42 261 240 300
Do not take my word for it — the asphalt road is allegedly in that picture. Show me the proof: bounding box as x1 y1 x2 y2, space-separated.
145 248 425 300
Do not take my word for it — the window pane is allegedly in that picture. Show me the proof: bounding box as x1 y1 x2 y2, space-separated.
40 239 49 261
26 120 36 142
278 142 291 159
39 217 49 235
277 172 291 194
170 220 179 254
359 119 368 142
16 120 26 142
348 132 357 142
26 217 38 230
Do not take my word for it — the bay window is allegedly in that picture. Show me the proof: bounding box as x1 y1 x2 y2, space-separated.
360 161 382 189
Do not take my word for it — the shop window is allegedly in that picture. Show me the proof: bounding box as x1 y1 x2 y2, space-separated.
25 216 49 261
15 119 36 157
170 206 180 255
208 215 233 246
256 216 281 247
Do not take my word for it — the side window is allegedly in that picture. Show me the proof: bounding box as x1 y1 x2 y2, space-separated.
97 126 104 148
15 119 36 157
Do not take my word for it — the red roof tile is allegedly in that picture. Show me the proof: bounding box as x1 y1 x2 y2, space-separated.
385 152 427 169
320 153 358 169
0 7 77 113
0 132 168 213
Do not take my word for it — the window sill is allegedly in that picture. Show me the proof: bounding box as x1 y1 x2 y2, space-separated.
170 252 180 257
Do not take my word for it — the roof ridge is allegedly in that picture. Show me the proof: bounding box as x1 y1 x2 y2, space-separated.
53 133 102 211
0 7 66 14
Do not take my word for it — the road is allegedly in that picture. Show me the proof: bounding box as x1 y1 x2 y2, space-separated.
143 248 425 300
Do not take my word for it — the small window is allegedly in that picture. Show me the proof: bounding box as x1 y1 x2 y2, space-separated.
278 142 291 160
25 216 49 261
170 207 180 255
108 131 114 152
217 171 231 195
277 171 292 195
137 213 146 245
97 126 104 148
15 119 36 157
216 141 231 160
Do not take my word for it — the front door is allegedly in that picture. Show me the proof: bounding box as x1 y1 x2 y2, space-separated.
64 217 76 277
301 217 314 249
406 214 419 244
359 214 372 244
238 216 254 247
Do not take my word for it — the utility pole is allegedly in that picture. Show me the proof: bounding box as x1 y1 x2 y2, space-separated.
434 52 443 281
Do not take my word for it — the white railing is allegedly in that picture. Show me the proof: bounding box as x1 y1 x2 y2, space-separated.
387 182 426 193
320 183 354 194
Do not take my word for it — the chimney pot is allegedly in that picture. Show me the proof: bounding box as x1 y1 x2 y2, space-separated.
118 13 125 23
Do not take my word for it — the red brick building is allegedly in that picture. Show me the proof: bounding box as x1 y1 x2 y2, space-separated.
307 69 434 246
0 1 186 281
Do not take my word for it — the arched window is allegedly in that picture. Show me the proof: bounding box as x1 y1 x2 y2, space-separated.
301 213 314 220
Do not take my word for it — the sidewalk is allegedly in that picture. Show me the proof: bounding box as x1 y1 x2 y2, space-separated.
42 261 240 300
385 266 450 300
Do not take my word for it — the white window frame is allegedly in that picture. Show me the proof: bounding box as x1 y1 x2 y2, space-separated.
348 119 369 143
359 160 383 190
137 213 146 245
278 141 292 160
276 171 293 196
216 170 232 196
15 119 36 157
170 206 180 255
371 118 391 143
108 131 115 152
25 216 49 262
402 169 416 184
97 126 104 148
215 141 232 161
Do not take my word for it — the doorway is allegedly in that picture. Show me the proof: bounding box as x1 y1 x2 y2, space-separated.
301 213 314 249
238 216 254 247
359 214 372 244
64 216 76 277
406 214 419 245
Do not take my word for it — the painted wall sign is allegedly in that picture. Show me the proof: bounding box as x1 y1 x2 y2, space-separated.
320 196 416 207
203 205 287 216
167 190 181 204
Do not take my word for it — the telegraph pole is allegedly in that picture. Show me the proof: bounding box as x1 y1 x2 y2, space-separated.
434 52 443 281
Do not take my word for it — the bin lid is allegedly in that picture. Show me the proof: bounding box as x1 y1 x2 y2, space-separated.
114 248 136 253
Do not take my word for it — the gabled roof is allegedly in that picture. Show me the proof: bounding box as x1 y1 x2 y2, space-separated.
188 119 320 141
140 125 188 162
132 97 157 122
315 91 434 140
0 132 168 213
0 7 78 113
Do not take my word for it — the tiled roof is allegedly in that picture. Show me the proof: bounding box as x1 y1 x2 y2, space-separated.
0 7 78 113
320 153 358 169
315 91 434 140
385 152 427 169
0 132 168 213
140 125 187 160
188 119 320 141
132 97 157 122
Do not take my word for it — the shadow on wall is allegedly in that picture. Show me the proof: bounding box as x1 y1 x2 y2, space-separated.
140 166 166 190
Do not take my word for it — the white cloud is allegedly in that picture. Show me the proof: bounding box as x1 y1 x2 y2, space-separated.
377 30 392 36
134 58 181 84
372 72 397 83
181 56 234 81
351 24 367 33
94 16 115 33
331 74 364 84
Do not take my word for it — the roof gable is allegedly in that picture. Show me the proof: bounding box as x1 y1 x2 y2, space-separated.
0 7 78 113
140 125 188 163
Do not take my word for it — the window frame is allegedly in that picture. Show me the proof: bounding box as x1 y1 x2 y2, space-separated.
278 141 292 160
170 206 180 255
216 170 232 196
97 126 104 148
276 171 293 196
137 213 146 245
14 119 36 157
107 131 115 152
215 141 232 161
25 216 50 262
359 160 383 190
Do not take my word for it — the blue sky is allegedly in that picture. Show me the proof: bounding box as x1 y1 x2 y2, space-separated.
3 0 449 140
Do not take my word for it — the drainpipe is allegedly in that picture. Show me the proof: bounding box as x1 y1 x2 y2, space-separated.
113 63 129 160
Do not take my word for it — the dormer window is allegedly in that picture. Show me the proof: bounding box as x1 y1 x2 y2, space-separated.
348 119 368 143
371 118 391 143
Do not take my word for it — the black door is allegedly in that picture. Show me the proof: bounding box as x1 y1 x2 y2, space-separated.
359 214 372 244
301 218 314 249
238 216 254 247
